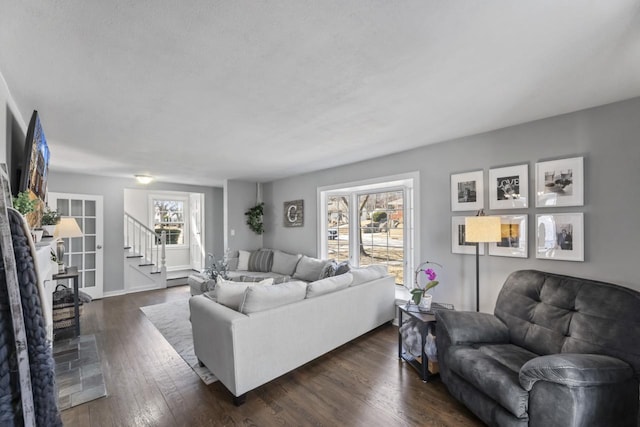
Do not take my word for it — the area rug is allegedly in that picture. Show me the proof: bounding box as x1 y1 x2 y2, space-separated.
140 299 217 385
53 334 107 410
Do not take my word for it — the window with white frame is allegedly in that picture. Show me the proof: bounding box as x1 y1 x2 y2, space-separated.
319 174 418 286
152 198 187 245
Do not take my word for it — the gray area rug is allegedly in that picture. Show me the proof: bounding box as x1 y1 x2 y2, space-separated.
53 334 107 410
140 299 217 385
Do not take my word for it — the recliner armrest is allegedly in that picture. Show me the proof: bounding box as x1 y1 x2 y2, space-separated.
436 310 509 345
519 353 634 390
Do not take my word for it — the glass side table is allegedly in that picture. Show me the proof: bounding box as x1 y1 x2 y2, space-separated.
398 302 454 382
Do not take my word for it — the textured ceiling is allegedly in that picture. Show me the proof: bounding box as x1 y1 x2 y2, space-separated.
1 1 639 187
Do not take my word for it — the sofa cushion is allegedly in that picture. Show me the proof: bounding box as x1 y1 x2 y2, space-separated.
350 265 387 286
292 255 327 282
447 344 530 419
237 250 251 271
306 273 353 298
248 249 274 272
214 278 273 310
240 281 307 314
271 250 301 276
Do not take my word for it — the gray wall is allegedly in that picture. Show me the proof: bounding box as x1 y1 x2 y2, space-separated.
263 97 640 311
224 179 263 252
48 171 224 295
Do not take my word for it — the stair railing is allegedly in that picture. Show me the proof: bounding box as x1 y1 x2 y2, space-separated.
124 212 166 273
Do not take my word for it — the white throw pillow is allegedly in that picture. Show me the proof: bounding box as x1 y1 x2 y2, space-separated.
214 278 273 310
271 250 302 276
240 281 308 314
350 265 387 286
237 249 251 271
292 255 327 282
306 273 353 298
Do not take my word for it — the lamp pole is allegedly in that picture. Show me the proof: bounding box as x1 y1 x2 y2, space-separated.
475 242 480 312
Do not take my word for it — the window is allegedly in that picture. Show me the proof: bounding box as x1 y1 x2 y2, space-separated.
153 199 186 245
319 173 418 286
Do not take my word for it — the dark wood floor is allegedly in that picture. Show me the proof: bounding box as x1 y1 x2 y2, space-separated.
59 286 484 426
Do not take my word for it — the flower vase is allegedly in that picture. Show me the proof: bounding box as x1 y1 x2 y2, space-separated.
419 294 433 311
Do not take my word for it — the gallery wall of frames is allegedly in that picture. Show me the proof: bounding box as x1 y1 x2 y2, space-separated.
450 156 584 262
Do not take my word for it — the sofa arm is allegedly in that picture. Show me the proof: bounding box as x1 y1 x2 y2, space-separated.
436 310 509 345
519 353 635 390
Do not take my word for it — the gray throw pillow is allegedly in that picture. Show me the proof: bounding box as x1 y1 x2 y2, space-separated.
271 250 302 275
292 255 328 282
334 261 351 276
248 249 274 272
240 281 307 314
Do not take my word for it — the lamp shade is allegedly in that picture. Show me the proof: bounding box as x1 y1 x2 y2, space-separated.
465 216 501 243
53 217 83 239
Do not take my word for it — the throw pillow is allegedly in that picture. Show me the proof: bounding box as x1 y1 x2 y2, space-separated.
271 250 302 276
240 281 307 314
292 255 328 282
350 265 388 286
237 250 251 271
214 278 274 310
320 260 337 279
248 249 274 272
306 273 353 298
334 261 351 276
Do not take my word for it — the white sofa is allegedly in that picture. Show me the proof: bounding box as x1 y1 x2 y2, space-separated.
189 271 395 404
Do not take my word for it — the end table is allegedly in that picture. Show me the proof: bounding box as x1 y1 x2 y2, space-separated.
398 302 453 382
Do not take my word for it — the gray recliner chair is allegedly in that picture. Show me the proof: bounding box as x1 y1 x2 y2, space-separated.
436 270 640 427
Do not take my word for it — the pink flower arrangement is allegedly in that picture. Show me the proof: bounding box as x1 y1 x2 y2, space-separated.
410 262 441 305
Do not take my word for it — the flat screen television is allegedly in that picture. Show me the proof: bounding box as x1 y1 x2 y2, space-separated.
20 110 50 201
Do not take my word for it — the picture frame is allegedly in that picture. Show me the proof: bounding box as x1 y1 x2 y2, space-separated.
283 199 304 227
452 216 485 255
489 164 528 209
451 170 484 212
535 213 584 261
535 156 584 207
488 214 528 258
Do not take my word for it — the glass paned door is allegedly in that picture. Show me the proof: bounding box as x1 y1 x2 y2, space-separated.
48 192 104 299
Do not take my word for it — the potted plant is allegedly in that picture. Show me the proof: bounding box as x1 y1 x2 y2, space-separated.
41 206 61 237
409 261 442 311
13 190 36 216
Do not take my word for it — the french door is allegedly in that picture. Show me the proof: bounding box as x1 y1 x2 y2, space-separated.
48 192 104 299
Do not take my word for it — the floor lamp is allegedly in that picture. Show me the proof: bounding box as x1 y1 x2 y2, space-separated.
54 217 84 273
465 213 501 312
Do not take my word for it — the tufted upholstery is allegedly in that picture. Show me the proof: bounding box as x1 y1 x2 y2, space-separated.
494 270 640 375
437 270 640 427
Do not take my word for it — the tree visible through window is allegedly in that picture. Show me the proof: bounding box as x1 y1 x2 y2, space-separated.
153 199 185 245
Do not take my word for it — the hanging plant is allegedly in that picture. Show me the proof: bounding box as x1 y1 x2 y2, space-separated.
245 203 264 234
13 191 37 216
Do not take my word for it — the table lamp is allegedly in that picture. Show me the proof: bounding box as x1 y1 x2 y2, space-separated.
54 217 83 273
465 211 501 311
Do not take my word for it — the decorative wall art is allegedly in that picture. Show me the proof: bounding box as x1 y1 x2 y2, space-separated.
535 213 584 261
283 199 304 227
535 157 584 207
451 216 485 255
451 170 484 212
488 214 528 258
489 164 528 210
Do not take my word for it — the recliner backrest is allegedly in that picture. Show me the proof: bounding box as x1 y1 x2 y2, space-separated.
494 270 640 375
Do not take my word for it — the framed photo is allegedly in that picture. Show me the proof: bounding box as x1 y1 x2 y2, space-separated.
488 215 528 258
535 157 584 207
283 199 304 227
452 216 485 255
535 213 584 261
451 170 484 212
489 164 528 209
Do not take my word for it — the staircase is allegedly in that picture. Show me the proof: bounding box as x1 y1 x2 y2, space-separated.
124 212 167 292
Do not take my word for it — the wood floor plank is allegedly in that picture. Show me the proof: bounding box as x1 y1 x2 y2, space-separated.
59 285 484 426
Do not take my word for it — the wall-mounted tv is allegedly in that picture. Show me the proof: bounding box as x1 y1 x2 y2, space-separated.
20 110 50 201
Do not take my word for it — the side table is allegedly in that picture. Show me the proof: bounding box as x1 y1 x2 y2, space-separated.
52 270 81 337
398 302 453 382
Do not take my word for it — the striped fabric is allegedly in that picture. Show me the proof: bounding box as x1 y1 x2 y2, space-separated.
248 249 274 272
